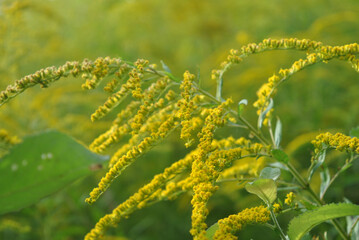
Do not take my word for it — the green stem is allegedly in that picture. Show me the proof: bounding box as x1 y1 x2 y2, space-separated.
193 83 271 146
349 216 359 237
286 162 349 240
269 208 287 240
238 115 270 145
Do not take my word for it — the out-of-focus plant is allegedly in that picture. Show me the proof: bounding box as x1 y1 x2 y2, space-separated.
1 38 359 240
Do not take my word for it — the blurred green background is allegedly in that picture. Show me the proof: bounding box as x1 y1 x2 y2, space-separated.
0 0 359 239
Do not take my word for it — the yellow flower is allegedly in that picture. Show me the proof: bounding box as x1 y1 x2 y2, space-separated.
312 132 359 154
273 203 282 213
284 192 295 206
213 206 270 240
84 150 194 240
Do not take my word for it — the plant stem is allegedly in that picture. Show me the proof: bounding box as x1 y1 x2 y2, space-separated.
269 208 287 240
267 118 277 147
286 162 349 240
349 216 359 237
193 83 271 146
321 154 358 200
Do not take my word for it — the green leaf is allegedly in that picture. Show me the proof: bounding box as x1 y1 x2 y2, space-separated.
271 149 289 164
205 222 219 239
160 60 172 73
245 179 277 205
308 149 326 182
287 203 359 240
0 130 108 215
350 126 359 138
274 117 282 148
344 198 359 239
258 98 273 129
259 167 281 180
319 164 330 199
238 99 248 117
299 200 318 211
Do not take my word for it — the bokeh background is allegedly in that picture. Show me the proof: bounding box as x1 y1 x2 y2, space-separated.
0 0 359 239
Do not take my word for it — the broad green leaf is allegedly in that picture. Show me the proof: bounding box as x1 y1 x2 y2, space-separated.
259 167 281 180
258 98 273 129
350 126 359 138
205 222 219 239
245 179 277 205
300 200 318 211
301 233 312 240
238 99 248 117
0 130 108 214
287 203 359 240
271 149 289 164
274 117 282 148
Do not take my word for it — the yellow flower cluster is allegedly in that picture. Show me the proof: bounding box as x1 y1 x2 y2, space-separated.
84 150 195 240
0 57 127 107
348 54 359 72
177 71 199 147
210 39 359 127
0 129 21 146
0 129 21 157
252 41 359 124
86 115 178 204
213 206 270 240
273 203 282 213
89 101 141 153
107 102 177 168
103 64 130 93
81 57 113 90
253 53 322 124
129 77 171 135
312 132 359 154
219 157 266 180
284 192 295 206
211 38 326 82
90 68 141 121
89 78 174 153
189 99 234 239
0 219 30 233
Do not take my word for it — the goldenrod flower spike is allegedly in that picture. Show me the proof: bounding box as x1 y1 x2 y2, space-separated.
213 206 270 240
84 151 195 240
0 57 124 107
89 101 141 152
177 71 199 147
81 57 113 90
189 99 233 239
86 115 178 204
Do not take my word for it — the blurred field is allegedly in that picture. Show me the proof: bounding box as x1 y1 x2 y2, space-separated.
1 0 359 239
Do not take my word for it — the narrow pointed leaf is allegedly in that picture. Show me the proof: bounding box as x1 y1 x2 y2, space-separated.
160 60 172 73
238 99 248 117
205 222 219 239
258 98 273 129
274 117 282 148
308 149 326 182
